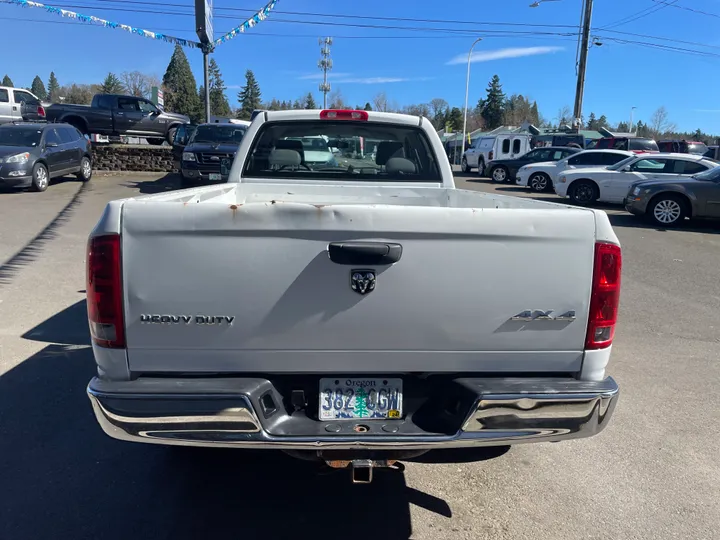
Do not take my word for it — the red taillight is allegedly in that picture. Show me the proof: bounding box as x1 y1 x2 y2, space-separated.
37 105 46 118
586 242 622 350
319 109 369 121
87 234 125 348
489 150 494 160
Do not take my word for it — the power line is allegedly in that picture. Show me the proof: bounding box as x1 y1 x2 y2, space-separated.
599 0 678 31
72 0 586 30
650 0 720 20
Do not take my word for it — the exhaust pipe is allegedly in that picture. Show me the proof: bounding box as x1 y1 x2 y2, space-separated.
351 460 374 484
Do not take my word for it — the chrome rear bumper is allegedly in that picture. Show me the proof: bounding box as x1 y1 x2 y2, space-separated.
87 376 618 450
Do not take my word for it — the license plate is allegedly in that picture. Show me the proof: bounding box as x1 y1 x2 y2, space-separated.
209 173 222 181
319 378 403 420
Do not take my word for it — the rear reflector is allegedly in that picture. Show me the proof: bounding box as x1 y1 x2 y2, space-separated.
320 109 369 121
586 242 622 350
87 234 125 348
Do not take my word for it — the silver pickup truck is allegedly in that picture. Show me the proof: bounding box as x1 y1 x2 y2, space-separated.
86 109 621 483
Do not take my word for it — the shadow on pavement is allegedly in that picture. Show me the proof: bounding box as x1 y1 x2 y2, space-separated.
119 173 181 194
0 182 90 287
2 300 511 539
608 213 720 234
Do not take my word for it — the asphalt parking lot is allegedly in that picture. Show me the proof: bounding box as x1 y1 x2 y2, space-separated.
1 172 719 540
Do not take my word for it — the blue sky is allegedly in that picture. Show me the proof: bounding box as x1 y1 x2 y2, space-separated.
1 0 718 133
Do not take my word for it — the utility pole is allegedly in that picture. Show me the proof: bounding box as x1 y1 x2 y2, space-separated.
573 0 594 132
318 37 333 109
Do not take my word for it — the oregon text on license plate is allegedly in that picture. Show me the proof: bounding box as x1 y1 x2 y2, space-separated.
319 378 403 421
209 173 222 181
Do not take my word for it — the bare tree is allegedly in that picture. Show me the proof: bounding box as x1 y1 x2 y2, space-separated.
649 106 676 136
556 105 572 127
328 89 346 109
429 98 448 118
402 103 431 118
372 92 390 112
120 71 158 98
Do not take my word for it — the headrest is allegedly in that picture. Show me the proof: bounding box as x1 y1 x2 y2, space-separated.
276 139 305 153
375 141 403 165
386 157 417 175
269 148 302 167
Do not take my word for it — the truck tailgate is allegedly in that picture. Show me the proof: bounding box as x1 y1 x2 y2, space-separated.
121 200 596 374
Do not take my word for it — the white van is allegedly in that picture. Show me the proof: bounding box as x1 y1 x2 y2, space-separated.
461 134 532 175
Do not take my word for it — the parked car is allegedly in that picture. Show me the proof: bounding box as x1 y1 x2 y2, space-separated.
86 108 621 483
461 134 532 174
517 149 634 192
485 146 580 184
0 122 92 191
624 164 720 227
555 152 717 206
0 86 45 124
588 137 659 153
532 133 586 148
44 94 190 145
177 122 249 187
657 140 708 155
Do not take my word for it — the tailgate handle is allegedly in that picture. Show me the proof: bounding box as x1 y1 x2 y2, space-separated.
327 242 403 265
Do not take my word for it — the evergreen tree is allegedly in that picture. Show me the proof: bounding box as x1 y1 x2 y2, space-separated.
304 92 317 109
530 101 540 126
446 107 463 131
237 70 262 120
47 72 60 102
162 44 202 122
31 76 47 100
208 58 232 117
353 388 369 418
616 121 629 132
98 72 124 95
597 115 609 129
480 75 506 130
587 112 598 130
2 75 14 87
364 102 372 111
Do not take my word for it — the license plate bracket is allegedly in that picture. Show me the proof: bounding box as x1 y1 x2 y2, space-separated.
319 378 403 421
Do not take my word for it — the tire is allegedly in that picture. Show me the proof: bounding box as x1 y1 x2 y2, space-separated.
76 156 92 182
477 160 486 177
490 165 509 183
30 163 49 192
461 157 470 173
147 138 165 146
647 193 688 227
529 172 551 192
166 127 178 146
568 180 598 206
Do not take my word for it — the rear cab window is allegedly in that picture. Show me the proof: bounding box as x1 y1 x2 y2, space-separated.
0 89 8 103
243 119 442 182
628 138 659 151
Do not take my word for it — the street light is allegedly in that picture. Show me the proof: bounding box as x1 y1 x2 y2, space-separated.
461 37 483 167
630 106 637 134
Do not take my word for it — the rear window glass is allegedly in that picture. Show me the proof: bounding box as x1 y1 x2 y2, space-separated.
190 124 247 144
687 143 708 155
629 139 659 151
243 120 442 182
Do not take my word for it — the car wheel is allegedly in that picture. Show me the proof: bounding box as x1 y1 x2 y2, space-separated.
568 180 598 206
166 127 178 146
529 172 551 192
147 138 165 146
461 157 469 173
76 156 92 182
477 160 485 177
491 166 508 183
30 163 49 192
648 194 687 227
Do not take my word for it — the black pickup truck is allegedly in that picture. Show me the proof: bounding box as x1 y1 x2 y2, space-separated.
43 94 190 145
